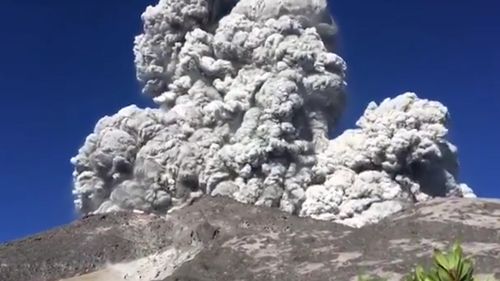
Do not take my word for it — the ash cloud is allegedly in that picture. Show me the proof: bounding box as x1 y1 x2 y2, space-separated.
71 0 474 227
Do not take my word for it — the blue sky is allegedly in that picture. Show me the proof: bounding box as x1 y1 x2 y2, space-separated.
0 1 498 243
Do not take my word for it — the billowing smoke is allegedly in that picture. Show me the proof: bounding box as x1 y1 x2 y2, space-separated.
71 0 474 227
303 93 475 226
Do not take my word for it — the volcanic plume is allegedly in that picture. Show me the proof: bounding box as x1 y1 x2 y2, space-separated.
71 0 474 227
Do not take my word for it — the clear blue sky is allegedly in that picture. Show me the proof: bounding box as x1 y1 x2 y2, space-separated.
0 1 498 243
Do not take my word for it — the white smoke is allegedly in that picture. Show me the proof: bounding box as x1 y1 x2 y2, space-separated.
303 93 476 226
71 0 475 227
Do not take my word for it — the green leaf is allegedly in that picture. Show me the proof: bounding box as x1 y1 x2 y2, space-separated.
427 269 441 281
450 249 462 272
413 266 424 280
434 250 451 270
436 267 452 281
452 241 463 257
459 261 474 281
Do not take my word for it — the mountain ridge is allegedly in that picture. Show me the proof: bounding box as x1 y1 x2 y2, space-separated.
1 196 499 281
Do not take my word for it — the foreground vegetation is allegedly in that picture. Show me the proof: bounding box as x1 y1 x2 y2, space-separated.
358 241 497 281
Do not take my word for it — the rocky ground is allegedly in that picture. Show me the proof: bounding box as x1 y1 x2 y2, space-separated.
1 196 499 281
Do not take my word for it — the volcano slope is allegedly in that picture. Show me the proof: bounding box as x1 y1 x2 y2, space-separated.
1 196 499 281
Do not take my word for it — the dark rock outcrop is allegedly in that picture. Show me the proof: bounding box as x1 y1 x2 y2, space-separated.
1 197 499 281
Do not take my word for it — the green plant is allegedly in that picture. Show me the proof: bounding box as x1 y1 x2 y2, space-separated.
405 241 474 281
358 241 496 281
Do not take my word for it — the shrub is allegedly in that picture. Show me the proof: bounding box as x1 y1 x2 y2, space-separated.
358 241 496 281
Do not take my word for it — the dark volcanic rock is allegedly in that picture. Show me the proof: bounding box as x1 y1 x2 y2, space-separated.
1 197 499 281
0 212 176 281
